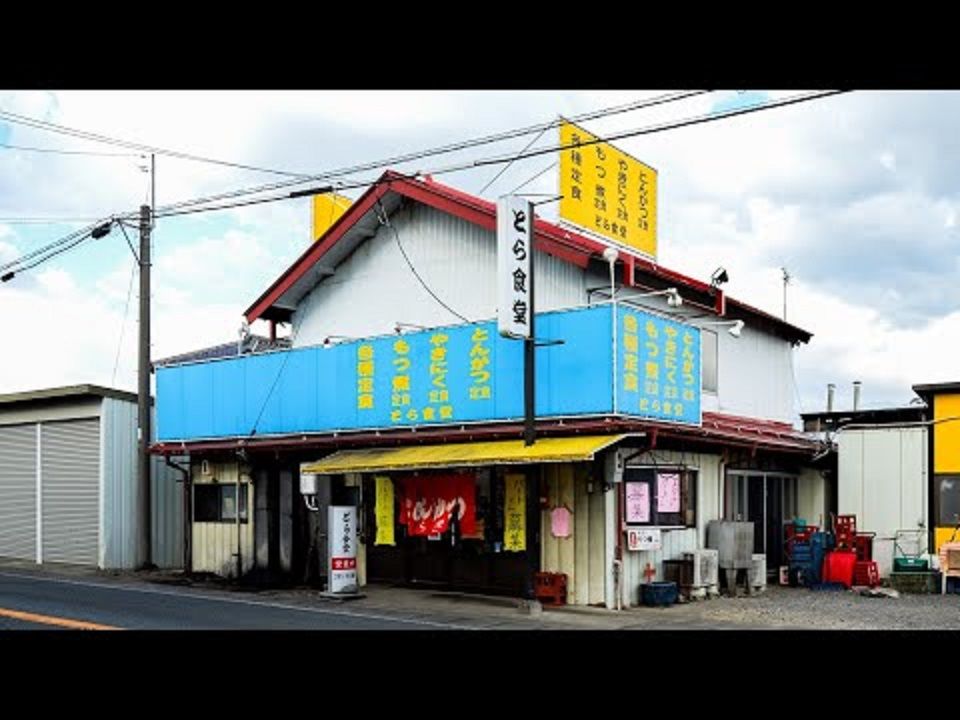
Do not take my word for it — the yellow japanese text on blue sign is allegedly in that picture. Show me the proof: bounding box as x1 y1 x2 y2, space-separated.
559 119 658 259
155 304 704 441
617 305 700 424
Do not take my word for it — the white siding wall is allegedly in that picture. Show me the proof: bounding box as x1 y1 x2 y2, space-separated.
714 323 795 423
797 466 828 530
838 427 928 576
619 448 723 607
292 203 587 346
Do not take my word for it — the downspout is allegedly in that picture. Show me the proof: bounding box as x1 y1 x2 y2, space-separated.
165 456 191 573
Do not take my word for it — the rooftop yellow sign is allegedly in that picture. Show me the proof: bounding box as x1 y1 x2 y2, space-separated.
559 119 658 259
312 193 352 242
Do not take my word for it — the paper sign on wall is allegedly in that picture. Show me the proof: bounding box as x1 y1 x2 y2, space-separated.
657 472 681 513
550 506 572 538
374 476 395 546
625 481 650 523
627 527 661 551
504 474 526 552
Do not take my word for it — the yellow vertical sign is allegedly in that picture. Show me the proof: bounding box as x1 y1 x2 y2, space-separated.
504 473 526 552
312 193 352 242
374 476 395 546
558 119 658 259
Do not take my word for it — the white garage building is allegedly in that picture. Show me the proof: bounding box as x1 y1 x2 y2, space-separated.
0 385 183 569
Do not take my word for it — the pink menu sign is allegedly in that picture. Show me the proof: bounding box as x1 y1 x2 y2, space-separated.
657 473 681 513
625 482 650 523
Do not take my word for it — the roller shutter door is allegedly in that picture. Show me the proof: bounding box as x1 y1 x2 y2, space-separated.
42 419 99 565
0 424 37 561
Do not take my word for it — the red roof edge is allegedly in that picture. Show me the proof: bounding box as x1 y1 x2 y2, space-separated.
244 171 812 343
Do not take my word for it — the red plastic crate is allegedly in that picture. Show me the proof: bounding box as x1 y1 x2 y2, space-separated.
833 515 857 550
534 572 568 606
853 560 879 588
854 533 875 562
822 550 857 588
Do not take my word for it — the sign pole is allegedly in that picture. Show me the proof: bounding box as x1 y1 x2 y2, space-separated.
524 243 536 447
496 195 536 446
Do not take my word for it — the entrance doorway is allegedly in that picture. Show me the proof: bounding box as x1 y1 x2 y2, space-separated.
725 471 798 571
364 468 539 597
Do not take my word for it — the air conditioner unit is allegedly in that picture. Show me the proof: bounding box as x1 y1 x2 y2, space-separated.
748 553 766 594
683 549 719 591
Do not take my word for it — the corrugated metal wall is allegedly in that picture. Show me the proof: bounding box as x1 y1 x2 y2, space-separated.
41 419 99 565
838 427 926 576
620 449 722 608
192 460 254 577
100 399 184 569
0 423 37 561
100 398 135 568
714 324 796 423
539 463 607 606
292 203 588 347
151 455 184 569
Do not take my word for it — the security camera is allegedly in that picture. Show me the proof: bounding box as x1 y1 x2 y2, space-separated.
711 267 729 287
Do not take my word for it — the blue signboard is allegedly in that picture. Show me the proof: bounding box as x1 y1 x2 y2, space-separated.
615 305 701 424
157 305 614 441
156 303 703 442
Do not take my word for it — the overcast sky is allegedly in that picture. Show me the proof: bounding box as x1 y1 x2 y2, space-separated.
0 90 954 415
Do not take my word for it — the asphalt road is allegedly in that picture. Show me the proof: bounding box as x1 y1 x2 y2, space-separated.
0 571 468 630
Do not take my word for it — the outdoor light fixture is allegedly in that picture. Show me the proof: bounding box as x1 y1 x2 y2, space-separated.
322 335 353 347
394 321 429 334
698 318 745 338
602 247 619 301
615 287 684 308
710 267 729 287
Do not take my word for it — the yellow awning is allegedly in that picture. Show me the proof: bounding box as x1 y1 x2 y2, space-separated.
301 434 628 475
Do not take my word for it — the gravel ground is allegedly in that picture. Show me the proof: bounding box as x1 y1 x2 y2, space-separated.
680 585 960 630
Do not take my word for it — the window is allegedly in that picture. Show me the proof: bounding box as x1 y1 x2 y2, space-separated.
935 475 960 528
702 329 718 393
194 484 248 523
623 467 697 527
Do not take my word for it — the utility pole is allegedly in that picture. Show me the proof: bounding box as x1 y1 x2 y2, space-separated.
781 266 791 321
138 202 153 568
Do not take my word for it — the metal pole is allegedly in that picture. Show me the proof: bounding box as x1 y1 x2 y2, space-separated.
150 154 156 227
236 477 242 579
138 204 153 568
523 221 536 447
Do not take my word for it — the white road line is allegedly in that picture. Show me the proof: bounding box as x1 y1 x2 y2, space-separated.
0 571 475 630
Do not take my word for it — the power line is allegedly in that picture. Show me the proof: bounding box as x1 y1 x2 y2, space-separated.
478 124 549 196
375 200 469 323
111 258 137 386
0 220 103 272
0 141 140 157
151 90 712 215
5 90 848 279
460 89 851 170
0 217 106 224
154 90 848 222
0 216 116 275
0 108 314 179
509 161 558 195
